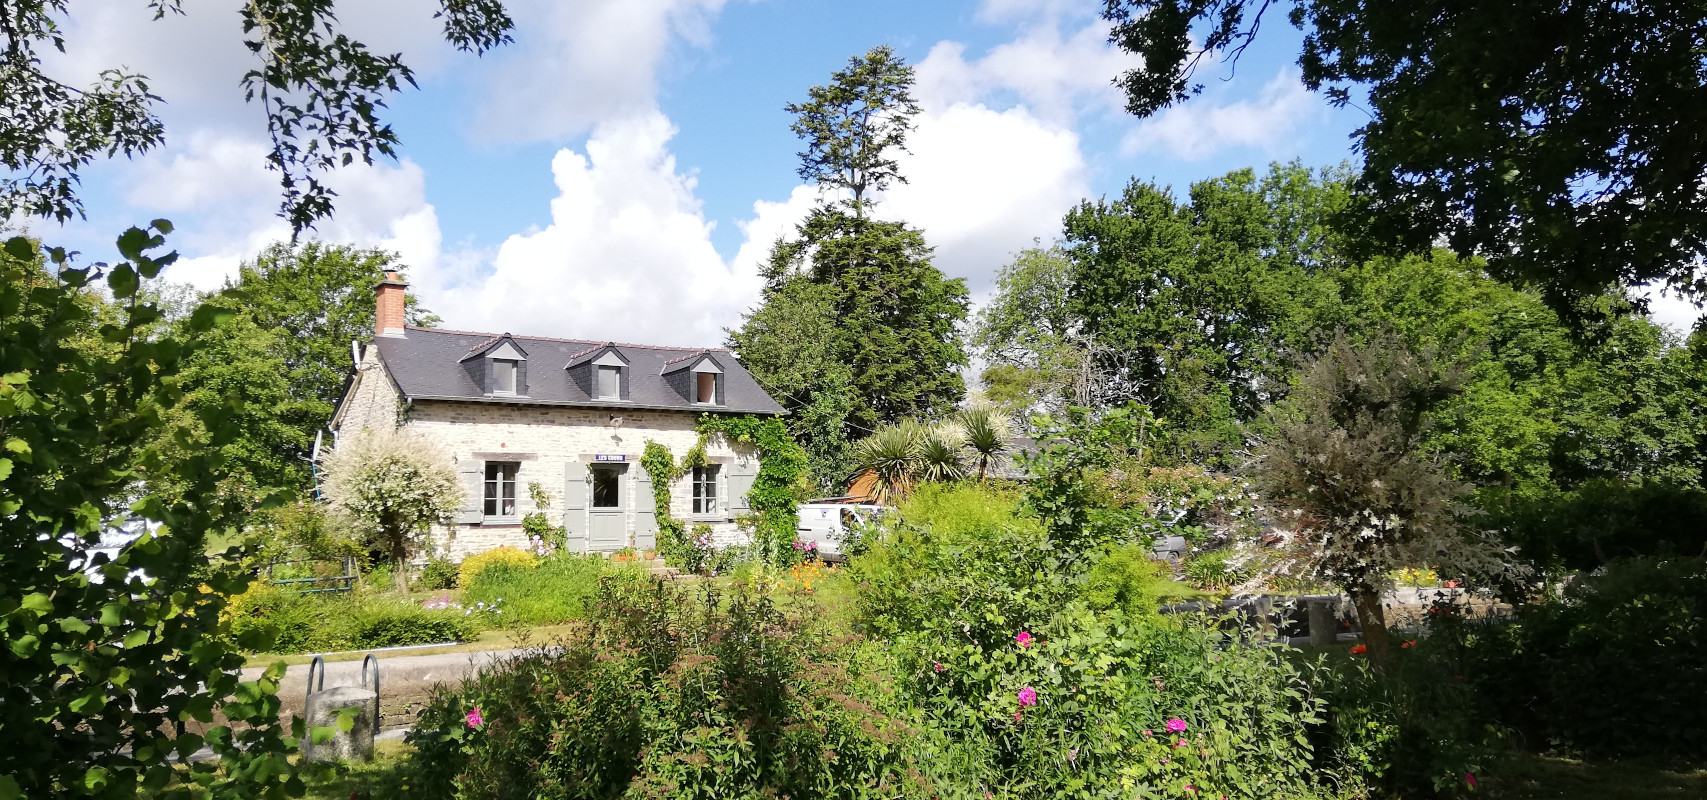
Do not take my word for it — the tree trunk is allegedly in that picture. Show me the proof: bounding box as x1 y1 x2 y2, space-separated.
394 554 409 594
1350 585 1393 667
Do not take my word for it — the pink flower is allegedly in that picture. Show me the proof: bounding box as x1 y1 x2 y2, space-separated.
1143 730 1153 737
465 706 484 729
1465 772 1478 789
934 663 947 672
1015 631 1033 648
1013 711 1024 722
1176 738 1187 748
1184 785 1196 794
1165 717 1188 733
1017 686 1038 708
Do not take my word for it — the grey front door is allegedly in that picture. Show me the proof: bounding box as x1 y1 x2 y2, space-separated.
589 464 628 551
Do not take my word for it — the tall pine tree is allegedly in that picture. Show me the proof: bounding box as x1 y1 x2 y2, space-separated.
729 46 969 490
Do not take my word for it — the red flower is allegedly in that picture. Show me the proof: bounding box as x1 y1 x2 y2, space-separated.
1401 640 1417 649
1349 644 1368 655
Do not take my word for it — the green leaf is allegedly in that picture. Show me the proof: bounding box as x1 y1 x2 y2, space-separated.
336 709 356 733
84 767 108 792
19 593 51 614
9 635 38 658
123 629 150 649
115 227 151 260
2 237 33 260
310 725 336 745
151 218 174 235
109 263 139 299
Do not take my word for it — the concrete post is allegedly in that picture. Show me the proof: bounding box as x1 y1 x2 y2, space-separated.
1308 599 1337 646
302 685 377 763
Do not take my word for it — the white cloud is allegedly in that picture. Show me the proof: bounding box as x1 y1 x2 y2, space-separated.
467 0 731 143
884 103 1087 291
120 129 445 291
915 17 1138 123
1121 68 1316 160
1646 289 1704 335
418 112 772 346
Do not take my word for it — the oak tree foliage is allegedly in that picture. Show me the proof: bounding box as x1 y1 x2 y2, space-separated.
1102 0 1707 319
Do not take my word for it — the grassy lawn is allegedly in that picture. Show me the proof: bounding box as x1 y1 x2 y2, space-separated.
244 623 582 667
1479 752 1707 800
298 740 414 800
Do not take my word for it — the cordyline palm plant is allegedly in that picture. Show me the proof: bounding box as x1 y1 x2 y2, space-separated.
851 421 924 505
916 430 967 483
955 406 1010 480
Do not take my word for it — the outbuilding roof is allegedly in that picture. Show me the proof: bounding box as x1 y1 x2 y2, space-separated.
371 326 785 415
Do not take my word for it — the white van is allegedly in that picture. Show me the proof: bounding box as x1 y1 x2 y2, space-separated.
796 500 887 561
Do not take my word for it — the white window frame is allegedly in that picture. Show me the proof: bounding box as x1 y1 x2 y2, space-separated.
483 461 520 519
691 464 720 517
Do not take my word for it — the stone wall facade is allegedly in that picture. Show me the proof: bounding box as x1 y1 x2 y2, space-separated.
333 350 757 562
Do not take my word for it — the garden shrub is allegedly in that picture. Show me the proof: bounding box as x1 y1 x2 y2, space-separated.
407 578 929 800
225 585 477 653
1305 641 1491 796
463 553 648 625
350 596 480 648
1083 544 1174 619
417 555 459 590
910 609 1333 800
457 546 538 588
851 482 1335 799
1183 549 1250 590
1447 556 1707 763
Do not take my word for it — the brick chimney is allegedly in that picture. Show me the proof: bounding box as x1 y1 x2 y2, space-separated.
375 270 408 339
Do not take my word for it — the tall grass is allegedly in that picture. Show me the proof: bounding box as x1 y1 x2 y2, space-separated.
462 553 649 626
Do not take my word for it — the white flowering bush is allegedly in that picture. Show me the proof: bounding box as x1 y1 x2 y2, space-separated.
319 431 463 591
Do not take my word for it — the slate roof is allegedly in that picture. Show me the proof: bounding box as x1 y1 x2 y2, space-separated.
372 326 786 415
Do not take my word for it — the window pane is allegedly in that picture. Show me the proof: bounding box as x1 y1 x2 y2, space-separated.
501 466 516 516
692 465 718 514
598 365 620 399
592 468 619 508
697 373 715 403
494 360 516 394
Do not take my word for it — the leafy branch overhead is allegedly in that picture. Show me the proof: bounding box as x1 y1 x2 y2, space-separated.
0 0 514 232
1103 0 1707 318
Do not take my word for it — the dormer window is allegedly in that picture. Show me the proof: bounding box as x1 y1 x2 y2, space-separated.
696 373 716 403
493 359 518 395
463 335 529 397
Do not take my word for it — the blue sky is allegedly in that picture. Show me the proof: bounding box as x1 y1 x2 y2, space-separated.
49 0 1691 345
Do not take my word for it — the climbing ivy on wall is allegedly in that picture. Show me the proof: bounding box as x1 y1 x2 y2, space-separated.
696 413 810 563
640 438 706 569
640 414 809 569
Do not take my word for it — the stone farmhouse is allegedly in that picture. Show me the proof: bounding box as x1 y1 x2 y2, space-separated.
330 272 786 560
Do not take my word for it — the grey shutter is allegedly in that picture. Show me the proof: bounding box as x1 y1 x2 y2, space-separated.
482 357 494 394
619 365 631 400
728 457 759 513
563 460 588 547
633 462 658 549
457 462 484 524
515 359 528 396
